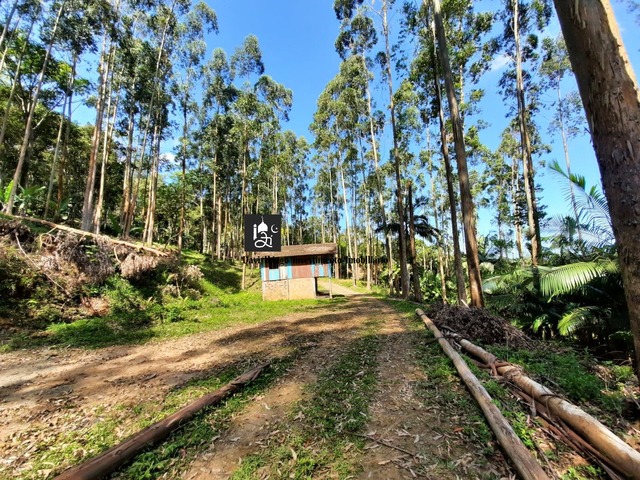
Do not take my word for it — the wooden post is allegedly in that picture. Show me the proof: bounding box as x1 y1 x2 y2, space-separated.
328 258 333 299
416 309 549 480
54 363 269 480
454 336 640 479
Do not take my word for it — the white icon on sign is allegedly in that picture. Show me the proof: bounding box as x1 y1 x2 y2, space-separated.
253 216 278 249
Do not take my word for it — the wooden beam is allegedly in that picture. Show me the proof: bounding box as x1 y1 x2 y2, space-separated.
416 309 549 480
54 363 269 480
453 335 640 479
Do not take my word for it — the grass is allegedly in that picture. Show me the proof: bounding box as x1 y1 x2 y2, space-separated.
487 345 627 417
1 256 333 351
332 277 385 296
5 355 300 480
229 317 382 479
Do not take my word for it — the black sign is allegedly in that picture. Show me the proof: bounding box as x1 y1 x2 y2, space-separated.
244 214 282 252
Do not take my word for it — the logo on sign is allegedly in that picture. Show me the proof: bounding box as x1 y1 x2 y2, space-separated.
244 214 281 252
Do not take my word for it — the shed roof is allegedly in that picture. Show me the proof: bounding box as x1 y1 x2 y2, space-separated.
252 243 337 259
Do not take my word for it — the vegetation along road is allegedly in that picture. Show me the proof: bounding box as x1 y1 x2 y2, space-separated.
2 0 640 478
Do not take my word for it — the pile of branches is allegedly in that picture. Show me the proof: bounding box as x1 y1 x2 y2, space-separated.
0 217 173 294
426 303 535 349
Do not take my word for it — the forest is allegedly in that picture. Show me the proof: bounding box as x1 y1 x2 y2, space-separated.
2 0 640 478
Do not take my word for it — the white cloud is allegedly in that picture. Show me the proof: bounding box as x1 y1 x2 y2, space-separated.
489 53 511 72
160 152 175 162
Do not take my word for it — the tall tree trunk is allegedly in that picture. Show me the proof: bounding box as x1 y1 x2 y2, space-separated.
408 181 422 302
94 81 119 234
0 15 35 152
143 123 160 245
381 0 410 298
431 30 467 305
3 0 65 214
120 108 136 232
513 0 542 265
44 99 67 219
178 101 189 257
557 84 582 241
432 0 483 307
511 154 524 261
81 32 109 230
0 0 19 54
364 71 393 292
552 0 640 378
339 161 354 278
56 55 76 221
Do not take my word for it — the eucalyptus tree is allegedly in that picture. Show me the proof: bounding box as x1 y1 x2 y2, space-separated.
431 0 484 307
228 34 265 219
0 1 40 158
4 0 67 215
551 0 640 378
124 0 191 238
169 1 217 253
334 1 396 290
311 56 371 281
201 47 236 259
334 0 410 296
79 0 121 231
253 73 293 214
492 0 552 266
404 3 465 303
540 35 587 229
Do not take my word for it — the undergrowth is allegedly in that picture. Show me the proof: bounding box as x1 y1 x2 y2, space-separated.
1 253 329 351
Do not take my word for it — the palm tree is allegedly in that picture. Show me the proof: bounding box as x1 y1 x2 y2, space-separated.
484 167 627 350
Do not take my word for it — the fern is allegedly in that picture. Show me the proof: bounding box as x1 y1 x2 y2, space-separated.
557 306 604 336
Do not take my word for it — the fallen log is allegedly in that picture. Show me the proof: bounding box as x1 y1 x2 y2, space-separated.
2 213 169 256
452 335 640 479
54 362 269 480
415 309 549 480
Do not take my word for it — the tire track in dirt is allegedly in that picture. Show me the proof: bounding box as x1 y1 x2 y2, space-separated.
354 298 513 480
0 291 364 478
181 283 371 478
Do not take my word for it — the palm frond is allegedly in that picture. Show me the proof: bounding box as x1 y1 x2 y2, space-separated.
557 306 605 336
484 268 535 294
539 261 608 298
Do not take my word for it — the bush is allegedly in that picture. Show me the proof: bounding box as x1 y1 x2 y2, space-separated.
103 276 149 325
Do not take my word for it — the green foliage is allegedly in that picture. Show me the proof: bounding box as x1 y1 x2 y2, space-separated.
489 346 624 414
103 275 150 325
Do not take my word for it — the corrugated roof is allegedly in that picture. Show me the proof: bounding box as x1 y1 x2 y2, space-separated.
252 243 337 258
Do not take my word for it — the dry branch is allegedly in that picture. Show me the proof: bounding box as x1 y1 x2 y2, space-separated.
3 213 169 256
452 335 640 479
54 363 269 480
415 308 549 480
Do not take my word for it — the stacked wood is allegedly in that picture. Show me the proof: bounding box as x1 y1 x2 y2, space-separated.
452 335 640 479
415 308 550 480
54 363 269 480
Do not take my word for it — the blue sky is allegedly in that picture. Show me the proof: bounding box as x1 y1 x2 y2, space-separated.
72 1 639 240
201 0 640 239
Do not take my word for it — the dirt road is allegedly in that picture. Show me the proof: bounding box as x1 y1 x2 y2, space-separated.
0 284 512 479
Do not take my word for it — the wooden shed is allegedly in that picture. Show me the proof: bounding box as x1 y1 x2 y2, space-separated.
254 243 337 301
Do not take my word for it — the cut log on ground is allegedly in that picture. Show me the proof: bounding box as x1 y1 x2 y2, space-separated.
451 335 640 479
54 362 269 480
3 213 169 256
415 309 549 480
